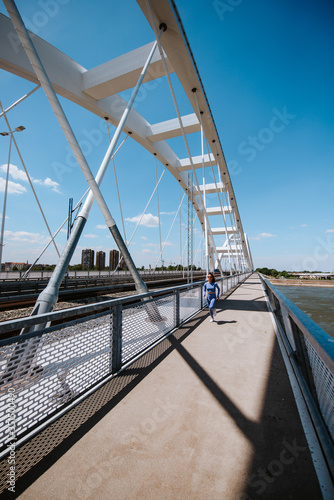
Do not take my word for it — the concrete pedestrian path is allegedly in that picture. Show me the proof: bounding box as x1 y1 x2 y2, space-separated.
12 275 324 498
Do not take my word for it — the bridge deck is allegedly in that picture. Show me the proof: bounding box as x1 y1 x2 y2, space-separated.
15 275 323 499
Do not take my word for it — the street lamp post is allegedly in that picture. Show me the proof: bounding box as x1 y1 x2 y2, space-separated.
0 126 26 274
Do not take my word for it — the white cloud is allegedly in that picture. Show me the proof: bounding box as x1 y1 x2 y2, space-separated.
0 178 27 194
4 230 49 244
140 236 148 240
0 164 61 193
33 177 61 193
142 248 154 254
126 213 159 228
258 232 277 238
300 224 308 227
325 229 334 233
0 163 27 181
96 224 107 229
160 211 176 215
84 233 98 238
252 232 277 240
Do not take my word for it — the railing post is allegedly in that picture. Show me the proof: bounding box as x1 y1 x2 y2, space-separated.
280 303 296 351
111 304 122 374
175 290 180 327
290 319 319 405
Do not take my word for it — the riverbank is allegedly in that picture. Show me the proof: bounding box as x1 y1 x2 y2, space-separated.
267 278 334 288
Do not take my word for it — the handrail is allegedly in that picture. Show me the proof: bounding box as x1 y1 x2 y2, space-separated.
259 273 334 481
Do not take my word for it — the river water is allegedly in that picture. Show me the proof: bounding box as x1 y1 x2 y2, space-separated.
274 285 334 338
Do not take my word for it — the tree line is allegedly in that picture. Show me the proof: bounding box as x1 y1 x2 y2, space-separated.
256 267 291 278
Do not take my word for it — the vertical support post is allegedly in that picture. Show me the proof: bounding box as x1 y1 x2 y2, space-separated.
290 319 319 405
0 134 12 272
187 173 194 283
199 113 209 275
191 173 194 283
67 198 73 240
175 290 180 328
111 304 122 374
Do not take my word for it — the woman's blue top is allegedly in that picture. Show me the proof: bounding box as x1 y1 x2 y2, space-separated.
204 281 220 297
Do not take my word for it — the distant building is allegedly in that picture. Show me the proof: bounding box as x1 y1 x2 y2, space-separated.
81 249 94 269
96 251 106 270
1 262 28 272
119 254 128 270
290 272 334 280
109 249 119 270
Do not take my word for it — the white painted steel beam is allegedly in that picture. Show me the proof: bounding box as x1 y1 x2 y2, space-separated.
211 227 237 235
206 206 232 216
146 113 200 142
176 153 215 172
217 248 242 254
194 182 225 195
82 42 173 99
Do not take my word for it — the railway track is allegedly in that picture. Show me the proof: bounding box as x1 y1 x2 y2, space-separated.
0 275 206 339
0 276 204 310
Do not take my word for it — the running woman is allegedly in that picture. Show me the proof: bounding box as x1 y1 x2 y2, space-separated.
203 272 220 322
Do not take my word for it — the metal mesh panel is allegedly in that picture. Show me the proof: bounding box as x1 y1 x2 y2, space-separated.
179 287 201 323
0 314 111 451
122 296 175 363
305 338 334 439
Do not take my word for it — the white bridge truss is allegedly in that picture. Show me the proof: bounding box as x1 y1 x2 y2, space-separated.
0 0 253 274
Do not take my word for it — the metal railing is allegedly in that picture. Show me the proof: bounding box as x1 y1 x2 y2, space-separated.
0 272 250 456
259 274 334 478
0 269 206 281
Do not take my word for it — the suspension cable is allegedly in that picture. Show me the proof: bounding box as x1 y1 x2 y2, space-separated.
0 100 60 258
179 183 183 271
112 157 127 244
127 167 166 247
154 192 186 269
212 140 242 272
22 189 90 277
0 85 41 119
194 232 204 268
105 120 129 243
203 135 237 273
155 155 163 268
0 135 12 270
193 92 225 273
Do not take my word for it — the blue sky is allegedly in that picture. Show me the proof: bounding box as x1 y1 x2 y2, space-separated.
0 0 333 272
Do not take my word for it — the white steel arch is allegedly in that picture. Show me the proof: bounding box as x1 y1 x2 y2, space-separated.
0 0 253 274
